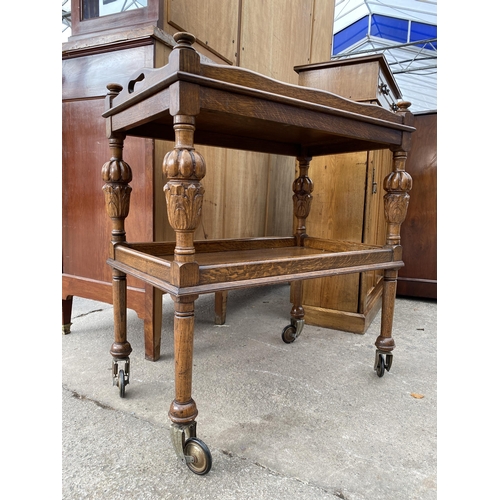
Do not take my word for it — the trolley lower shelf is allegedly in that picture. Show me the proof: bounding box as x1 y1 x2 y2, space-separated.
108 236 403 297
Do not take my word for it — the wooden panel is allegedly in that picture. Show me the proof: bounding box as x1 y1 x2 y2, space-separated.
296 56 401 110
63 45 153 99
298 61 379 102
167 0 239 64
309 0 335 64
265 155 295 237
302 152 368 312
154 140 229 241
155 145 294 242
196 146 230 240
397 112 437 298
154 37 173 68
294 55 398 331
69 0 162 38
239 0 315 84
307 152 368 241
222 150 269 238
62 99 153 288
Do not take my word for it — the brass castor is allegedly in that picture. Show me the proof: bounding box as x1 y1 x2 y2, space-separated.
183 437 212 475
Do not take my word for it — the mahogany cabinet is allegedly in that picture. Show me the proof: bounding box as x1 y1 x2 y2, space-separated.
62 0 335 359
294 55 403 333
62 29 172 360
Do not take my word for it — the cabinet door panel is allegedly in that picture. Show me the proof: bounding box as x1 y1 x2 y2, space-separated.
62 99 153 288
168 0 239 64
303 152 367 312
239 0 314 84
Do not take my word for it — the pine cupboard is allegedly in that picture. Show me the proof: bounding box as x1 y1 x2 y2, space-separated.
294 55 403 333
62 0 335 359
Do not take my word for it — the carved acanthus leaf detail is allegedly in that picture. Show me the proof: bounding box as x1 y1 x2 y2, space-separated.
293 175 314 219
293 193 313 219
165 182 205 231
102 184 132 219
384 192 410 225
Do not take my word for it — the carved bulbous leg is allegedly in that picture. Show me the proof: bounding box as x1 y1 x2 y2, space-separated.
102 99 134 392
163 114 213 472
376 146 413 373
282 157 313 344
163 115 206 426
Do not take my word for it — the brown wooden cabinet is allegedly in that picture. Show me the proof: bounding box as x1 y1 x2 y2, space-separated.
62 0 335 359
63 28 172 361
397 112 437 299
294 55 403 333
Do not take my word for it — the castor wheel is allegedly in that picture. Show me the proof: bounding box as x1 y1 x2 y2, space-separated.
375 352 393 378
183 437 212 475
118 369 126 398
281 324 297 344
113 358 130 397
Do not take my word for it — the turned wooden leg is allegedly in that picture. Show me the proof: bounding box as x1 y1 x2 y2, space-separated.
102 83 134 394
292 156 313 246
144 284 163 361
214 290 228 325
162 108 212 472
110 269 132 359
377 268 398 354
164 114 205 423
62 296 73 335
282 157 313 343
375 102 413 376
169 294 199 425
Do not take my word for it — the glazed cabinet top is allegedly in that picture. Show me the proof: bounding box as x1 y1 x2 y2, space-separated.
103 32 414 158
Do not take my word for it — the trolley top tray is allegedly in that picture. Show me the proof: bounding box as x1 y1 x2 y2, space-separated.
103 33 414 158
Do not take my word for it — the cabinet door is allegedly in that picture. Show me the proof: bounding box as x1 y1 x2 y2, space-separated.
62 99 153 288
303 152 368 313
239 0 315 84
167 0 239 64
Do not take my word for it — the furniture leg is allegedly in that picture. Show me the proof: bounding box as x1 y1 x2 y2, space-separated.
169 294 198 423
214 291 228 325
102 84 134 395
282 157 313 343
164 106 212 474
62 296 73 335
375 102 413 376
110 269 132 395
143 284 162 361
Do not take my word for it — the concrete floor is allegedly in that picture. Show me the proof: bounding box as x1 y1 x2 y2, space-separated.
61 284 437 499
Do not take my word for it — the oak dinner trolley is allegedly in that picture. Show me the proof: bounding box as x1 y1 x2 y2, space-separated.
101 32 415 475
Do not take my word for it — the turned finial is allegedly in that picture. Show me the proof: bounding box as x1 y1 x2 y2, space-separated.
173 32 196 49
106 83 123 95
396 101 411 112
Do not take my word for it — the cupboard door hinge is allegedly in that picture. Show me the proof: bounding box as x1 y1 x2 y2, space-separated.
371 167 377 194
